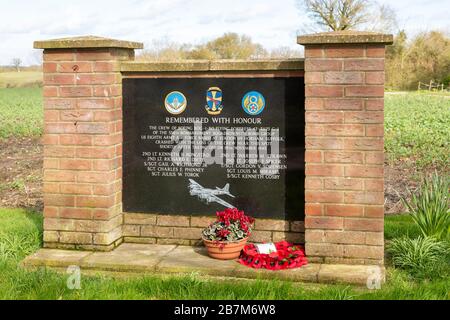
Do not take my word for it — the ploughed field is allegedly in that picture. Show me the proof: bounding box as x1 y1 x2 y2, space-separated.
0 86 449 212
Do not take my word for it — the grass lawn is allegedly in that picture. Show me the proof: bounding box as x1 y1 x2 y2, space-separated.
0 208 448 300
384 214 421 241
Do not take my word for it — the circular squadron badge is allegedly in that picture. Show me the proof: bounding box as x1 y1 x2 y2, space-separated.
205 87 223 115
164 91 187 115
242 91 265 116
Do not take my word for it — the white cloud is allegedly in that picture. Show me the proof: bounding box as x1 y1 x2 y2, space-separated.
0 0 448 65
377 0 450 34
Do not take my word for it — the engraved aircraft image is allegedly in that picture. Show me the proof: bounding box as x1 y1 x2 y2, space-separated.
188 179 235 208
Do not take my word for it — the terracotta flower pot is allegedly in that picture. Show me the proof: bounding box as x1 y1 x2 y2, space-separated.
203 237 249 260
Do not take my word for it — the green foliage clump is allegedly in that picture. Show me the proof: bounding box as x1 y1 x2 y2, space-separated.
0 88 43 138
0 209 42 262
385 94 450 169
387 236 449 279
388 173 450 280
402 172 450 240
0 232 41 261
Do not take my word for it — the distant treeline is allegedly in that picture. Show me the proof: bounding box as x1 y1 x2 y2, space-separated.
137 31 450 91
4 31 449 92
137 33 302 61
386 31 450 90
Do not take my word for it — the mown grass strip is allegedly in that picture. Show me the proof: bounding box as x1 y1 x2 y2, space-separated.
0 209 448 300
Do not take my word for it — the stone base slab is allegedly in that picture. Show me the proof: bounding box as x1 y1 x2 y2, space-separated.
22 243 385 286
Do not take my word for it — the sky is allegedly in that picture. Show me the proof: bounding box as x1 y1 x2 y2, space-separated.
0 0 449 66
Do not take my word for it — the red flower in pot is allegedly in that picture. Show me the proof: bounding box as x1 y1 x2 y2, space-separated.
202 208 255 260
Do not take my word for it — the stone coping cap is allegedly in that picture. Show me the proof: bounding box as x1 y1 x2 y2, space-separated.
298 31 394 45
121 59 304 72
34 36 144 50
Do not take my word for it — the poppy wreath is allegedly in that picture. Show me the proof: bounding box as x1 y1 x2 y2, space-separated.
238 241 308 270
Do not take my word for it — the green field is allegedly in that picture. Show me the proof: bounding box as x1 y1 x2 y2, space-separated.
0 87 449 299
385 93 450 169
0 72 42 88
0 87 449 171
0 208 448 300
0 88 43 138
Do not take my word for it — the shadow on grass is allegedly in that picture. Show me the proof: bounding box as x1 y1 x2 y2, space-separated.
23 208 43 235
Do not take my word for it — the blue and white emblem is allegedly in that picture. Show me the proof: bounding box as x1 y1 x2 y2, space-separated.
205 87 223 115
242 91 265 116
165 91 187 115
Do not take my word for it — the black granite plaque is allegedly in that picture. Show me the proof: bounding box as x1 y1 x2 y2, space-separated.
123 77 305 221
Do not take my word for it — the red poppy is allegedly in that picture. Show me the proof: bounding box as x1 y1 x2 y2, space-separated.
239 241 308 270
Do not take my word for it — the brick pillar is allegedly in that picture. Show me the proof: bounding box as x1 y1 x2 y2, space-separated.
298 32 393 265
34 37 143 251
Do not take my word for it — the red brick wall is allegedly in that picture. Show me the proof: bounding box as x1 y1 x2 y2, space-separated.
123 214 304 246
40 46 305 251
39 33 390 265
303 44 385 265
42 48 134 251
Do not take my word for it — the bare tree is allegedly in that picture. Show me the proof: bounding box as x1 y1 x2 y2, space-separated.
270 46 303 59
137 33 269 61
301 0 398 33
303 0 370 31
11 58 22 72
368 3 398 33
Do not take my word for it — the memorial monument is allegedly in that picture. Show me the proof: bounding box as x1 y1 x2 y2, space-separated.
33 31 393 267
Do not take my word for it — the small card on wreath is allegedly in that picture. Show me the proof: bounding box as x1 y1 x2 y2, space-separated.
255 243 277 254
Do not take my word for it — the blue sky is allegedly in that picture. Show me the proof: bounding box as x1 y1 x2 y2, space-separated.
0 0 449 65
